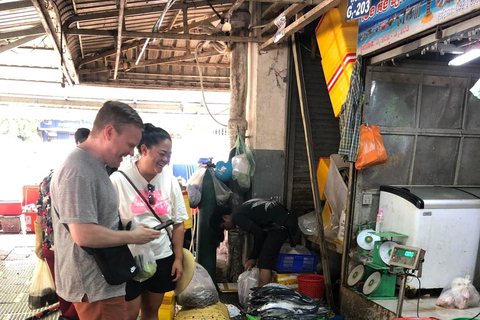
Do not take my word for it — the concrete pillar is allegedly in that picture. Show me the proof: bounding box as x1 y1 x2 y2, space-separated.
228 4 250 148
246 1 289 201
226 3 289 282
226 3 251 283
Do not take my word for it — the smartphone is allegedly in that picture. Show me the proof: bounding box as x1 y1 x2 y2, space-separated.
153 219 174 231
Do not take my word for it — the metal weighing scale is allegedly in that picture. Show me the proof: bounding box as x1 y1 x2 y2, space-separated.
349 229 408 300
388 244 426 318
365 231 408 299
356 224 380 255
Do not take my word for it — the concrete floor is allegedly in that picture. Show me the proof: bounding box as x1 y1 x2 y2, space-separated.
3 233 480 320
374 295 480 319
0 233 247 320
0 233 58 320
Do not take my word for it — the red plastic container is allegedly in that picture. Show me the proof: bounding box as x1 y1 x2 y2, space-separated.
22 185 39 206
24 212 37 233
297 274 325 300
0 201 22 215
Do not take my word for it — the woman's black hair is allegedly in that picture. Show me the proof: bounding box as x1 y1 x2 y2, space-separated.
137 123 171 153
209 205 232 247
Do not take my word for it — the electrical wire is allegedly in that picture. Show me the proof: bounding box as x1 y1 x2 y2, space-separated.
194 29 228 127
152 0 177 33
467 311 480 320
136 0 177 65
406 272 422 318
206 0 224 22
249 24 268 30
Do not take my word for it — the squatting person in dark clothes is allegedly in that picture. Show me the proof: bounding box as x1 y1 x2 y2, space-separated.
210 198 298 286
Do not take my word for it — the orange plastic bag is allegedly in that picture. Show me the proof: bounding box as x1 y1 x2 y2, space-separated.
355 124 388 170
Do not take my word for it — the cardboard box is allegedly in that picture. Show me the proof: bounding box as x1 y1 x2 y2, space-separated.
216 282 238 292
0 216 22 233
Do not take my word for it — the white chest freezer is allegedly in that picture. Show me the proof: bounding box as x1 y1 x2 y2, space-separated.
380 186 480 289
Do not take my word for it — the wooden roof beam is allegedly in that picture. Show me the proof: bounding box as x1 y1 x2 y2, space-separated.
167 13 223 34
31 0 79 84
65 0 235 26
0 25 45 40
165 9 181 31
95 60 230 69
259 0 340 51
118 72 230 80
123 50 224 69
66 28 267 43
261 4 307 35
113 0 126 80
183 7 191 54
78 41 188 67
262 3 286 20
80 81 230 91
0 0 33 11
224 0 245 21
0 35 43 54
80 40 144 67
78 50 224 74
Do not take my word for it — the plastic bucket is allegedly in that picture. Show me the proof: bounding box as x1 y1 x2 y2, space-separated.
297 274 325 300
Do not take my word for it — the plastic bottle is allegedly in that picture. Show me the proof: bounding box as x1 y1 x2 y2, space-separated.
375 209 384 234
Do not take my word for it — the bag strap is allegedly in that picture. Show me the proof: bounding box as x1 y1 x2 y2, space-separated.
117 170 172 241
117 170 163 223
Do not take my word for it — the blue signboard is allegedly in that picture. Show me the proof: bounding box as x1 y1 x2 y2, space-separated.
346 0 372 20
38 120 92 142
357 0 480 55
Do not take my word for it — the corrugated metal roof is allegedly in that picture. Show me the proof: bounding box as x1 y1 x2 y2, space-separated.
0 0 309 90
67 1 237 90
0 0 234 89
0 3 39 32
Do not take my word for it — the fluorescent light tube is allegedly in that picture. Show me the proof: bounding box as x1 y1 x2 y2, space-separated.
449 49 480 66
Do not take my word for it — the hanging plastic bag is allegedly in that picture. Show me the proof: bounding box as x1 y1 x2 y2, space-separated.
177 263 219 308
232 134 255 190
232 154 250 175
186 165 207 208
436 276 480 309
28 259 58 310
237 268 259 308
130 242 157 282
210 169 232 206
355 124 388 170
298 211 317 236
